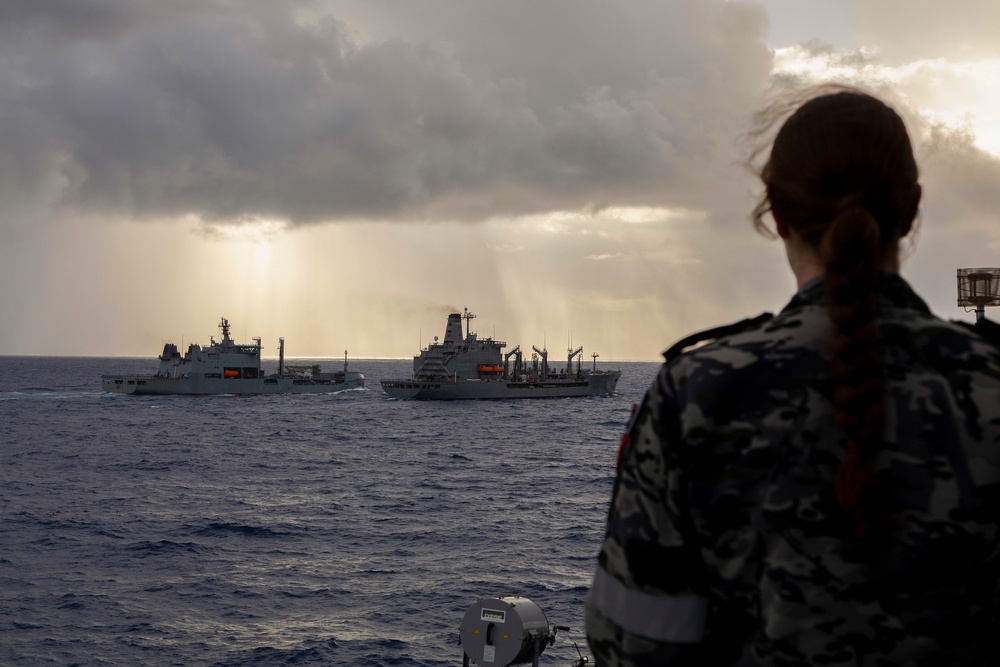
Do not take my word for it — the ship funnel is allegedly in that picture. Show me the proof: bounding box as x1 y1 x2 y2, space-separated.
444 313 464 345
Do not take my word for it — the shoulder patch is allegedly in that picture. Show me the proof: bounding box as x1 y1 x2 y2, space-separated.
662 312 774 363
616 389 649 474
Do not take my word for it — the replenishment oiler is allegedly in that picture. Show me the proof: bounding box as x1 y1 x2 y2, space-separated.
381 309 620 400
102 317 365 395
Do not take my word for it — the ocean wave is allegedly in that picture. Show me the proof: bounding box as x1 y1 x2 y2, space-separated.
125 540 212 556
188 522 297 539
0 390 100 401
211 638 342 666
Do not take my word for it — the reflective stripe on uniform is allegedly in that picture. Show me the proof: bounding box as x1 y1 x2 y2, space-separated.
588 567 708 643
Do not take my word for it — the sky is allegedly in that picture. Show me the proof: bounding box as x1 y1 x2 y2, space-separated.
2 0 1000 360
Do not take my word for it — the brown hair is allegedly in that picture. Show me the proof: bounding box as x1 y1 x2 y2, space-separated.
752 89 921 537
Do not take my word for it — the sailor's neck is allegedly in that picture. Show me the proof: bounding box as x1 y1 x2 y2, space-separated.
783 240 901 289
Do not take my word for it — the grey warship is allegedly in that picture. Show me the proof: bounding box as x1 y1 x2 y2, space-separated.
381 309 620 400
102 317 365 395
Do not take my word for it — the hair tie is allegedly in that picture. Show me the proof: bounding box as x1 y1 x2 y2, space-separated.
836 194 866 213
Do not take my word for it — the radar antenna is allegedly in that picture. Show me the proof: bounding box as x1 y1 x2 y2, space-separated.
957 268 1000 323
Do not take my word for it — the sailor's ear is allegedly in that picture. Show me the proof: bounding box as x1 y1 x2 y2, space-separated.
899 184 921 238
773 210 791 239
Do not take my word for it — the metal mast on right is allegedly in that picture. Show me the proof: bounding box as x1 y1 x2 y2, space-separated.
957 268 1000 323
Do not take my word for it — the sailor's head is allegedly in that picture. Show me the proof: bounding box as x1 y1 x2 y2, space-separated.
752 88 921 264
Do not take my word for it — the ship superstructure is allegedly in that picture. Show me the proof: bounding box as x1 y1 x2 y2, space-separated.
102 317 364 395
381 309 620 399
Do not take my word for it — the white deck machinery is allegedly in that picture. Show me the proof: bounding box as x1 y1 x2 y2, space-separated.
957 268 1000 322
459 596 588 666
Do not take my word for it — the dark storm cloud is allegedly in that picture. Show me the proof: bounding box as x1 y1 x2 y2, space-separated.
0 0 150 40
0 0 773 225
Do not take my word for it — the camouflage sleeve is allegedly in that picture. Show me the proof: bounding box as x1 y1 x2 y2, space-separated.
585 369 723 666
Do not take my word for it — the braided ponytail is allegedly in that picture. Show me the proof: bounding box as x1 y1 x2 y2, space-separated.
821 204 886 538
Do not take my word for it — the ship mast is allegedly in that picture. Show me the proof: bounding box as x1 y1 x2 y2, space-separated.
463 308 477 341
219 317 232 344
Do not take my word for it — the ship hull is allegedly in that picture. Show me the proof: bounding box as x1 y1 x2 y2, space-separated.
381 372 620 400
102 373 365 395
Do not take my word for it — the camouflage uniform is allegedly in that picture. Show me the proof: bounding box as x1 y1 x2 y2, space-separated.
585 273 1000 666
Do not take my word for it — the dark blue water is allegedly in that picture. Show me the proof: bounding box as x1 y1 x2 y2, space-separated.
0 357 657 666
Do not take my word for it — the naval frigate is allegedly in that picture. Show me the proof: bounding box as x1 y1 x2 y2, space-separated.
102 317 365 395
381 309 620 400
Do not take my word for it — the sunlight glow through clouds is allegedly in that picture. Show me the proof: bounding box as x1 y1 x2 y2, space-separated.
774 46 1000 157
600 206 704 224
194 218 289 300
199 218 288 243
515 205 706 233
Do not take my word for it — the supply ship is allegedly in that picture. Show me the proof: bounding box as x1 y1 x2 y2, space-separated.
381 309 620 400
102 317 365 395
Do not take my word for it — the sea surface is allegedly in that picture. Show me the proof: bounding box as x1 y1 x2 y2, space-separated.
0 357 659 666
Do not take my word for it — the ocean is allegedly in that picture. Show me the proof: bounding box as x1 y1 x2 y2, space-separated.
0 357 659 666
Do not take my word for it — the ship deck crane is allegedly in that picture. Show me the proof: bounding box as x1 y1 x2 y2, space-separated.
504 345 522 380
567 346 583 377
532 345 548 380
